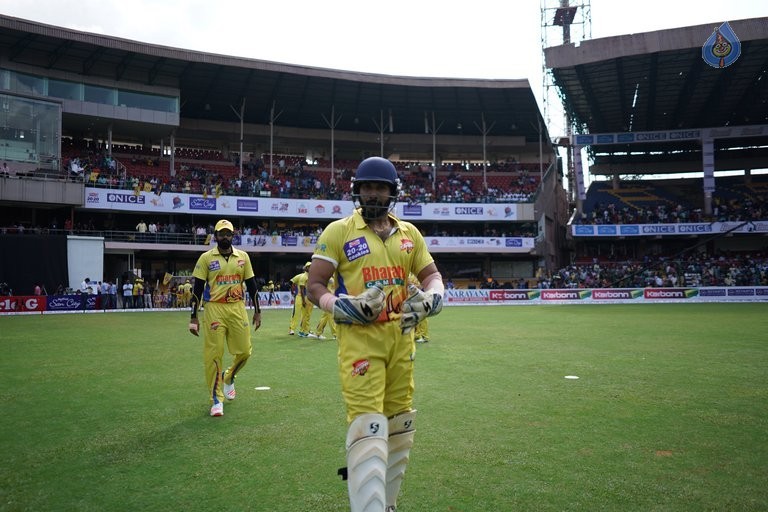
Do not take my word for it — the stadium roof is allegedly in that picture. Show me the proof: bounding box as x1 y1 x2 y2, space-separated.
545 17 768 173
0 15 550 159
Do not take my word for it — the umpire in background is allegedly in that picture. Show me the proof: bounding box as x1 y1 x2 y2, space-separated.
188 219 262 417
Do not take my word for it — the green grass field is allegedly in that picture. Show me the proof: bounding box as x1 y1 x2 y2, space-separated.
1 304 767 511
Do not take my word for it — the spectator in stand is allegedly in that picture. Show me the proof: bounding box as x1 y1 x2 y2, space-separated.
122 279 133 309
136 220 147 241
109 281 118 309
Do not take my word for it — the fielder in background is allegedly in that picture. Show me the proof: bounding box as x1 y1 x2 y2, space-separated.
289 261 314 336
188 219 262 417
307 157 444 512
309 276 337 340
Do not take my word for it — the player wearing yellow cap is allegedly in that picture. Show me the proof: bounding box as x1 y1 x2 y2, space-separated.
188 219 262 417
307 157 444 511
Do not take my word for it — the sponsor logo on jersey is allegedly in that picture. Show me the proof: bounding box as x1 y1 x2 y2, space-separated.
351 359 370 377
362 266 406 287
209 260 221 271
215 274 241 285
400 238 414 253
237 259 245 267
210 322 221 331
344 237 371 262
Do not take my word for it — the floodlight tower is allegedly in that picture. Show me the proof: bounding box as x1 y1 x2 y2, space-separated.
541 0 591 207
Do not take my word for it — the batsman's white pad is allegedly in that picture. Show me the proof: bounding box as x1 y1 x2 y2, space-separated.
346 413 389 512
386 410 416 509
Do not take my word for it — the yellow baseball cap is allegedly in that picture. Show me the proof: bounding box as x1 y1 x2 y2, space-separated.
215 219 234 232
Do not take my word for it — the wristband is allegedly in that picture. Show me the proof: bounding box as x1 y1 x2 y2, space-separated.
319 292 337 312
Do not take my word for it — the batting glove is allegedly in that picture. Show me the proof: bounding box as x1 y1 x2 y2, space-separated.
400 284 443 333
333 284 386 324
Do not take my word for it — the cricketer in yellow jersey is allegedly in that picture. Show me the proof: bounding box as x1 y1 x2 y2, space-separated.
289 261 314 336
189 219 262 417
307 157 444 512
310 276 337 339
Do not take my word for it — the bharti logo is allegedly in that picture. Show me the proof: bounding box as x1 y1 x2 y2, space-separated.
702 22 741 68
362 265 405 284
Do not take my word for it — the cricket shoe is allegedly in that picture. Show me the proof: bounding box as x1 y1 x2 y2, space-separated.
298 332 309 337
210 402 224 417
224 378 236 401
415 337 425 343
317 335 327 340
307 333 319 338
288 330 295 335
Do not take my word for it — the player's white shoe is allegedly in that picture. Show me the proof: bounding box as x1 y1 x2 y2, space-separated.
224 379 236 400
317 334 327 340
307 333 319 338
210 402 223 417
288 330 295 335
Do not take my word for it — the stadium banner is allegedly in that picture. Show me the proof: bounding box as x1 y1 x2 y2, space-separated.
571 124 768 148
255 291 293 306
211 234 535 254
571 221 768 237
45 294 101 311
444 287 768 305
0 295 47 312
83 187 525 222
3 287 768 314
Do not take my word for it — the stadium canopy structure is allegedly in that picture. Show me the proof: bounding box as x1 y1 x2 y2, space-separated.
0 14 552 163
545 17 768 176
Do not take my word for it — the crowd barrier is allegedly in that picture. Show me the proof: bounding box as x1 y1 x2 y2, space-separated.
444 287 768 304
0 291 296 313
2 287 767 314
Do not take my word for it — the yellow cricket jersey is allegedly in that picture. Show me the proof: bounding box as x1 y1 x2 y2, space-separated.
192 247 255 303
291 271 309 292
312 210 434 323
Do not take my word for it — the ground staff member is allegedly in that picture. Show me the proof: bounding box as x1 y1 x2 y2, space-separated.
188 219 262 417
307 157 444 512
